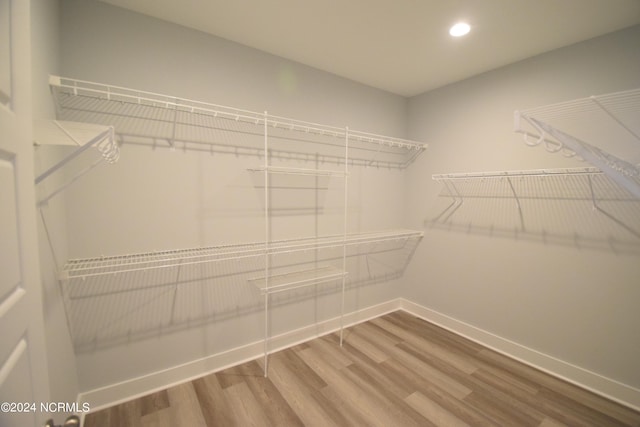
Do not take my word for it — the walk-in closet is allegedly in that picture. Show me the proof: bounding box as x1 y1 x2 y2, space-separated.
2 1 640 426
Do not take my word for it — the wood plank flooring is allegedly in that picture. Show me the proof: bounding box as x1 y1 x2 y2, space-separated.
84 311 640 426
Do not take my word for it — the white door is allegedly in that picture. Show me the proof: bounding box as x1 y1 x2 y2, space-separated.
0 1 51 427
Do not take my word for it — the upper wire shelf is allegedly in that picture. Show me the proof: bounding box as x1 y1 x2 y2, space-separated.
514 88 640 198
59 229 423 280
49 75 427 168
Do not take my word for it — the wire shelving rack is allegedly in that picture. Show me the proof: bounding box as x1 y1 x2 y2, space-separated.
43 75 427 376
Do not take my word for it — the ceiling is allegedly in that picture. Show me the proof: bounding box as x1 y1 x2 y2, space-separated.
99 0 640 97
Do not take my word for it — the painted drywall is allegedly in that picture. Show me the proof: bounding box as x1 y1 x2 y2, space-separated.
58 0 411 392
31 0 80 413
54 0 639 405
59 0 406 136
405 24 640 398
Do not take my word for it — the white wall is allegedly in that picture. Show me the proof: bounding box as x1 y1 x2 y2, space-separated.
54 0 640 408
60 1 407 136
405 25 640 405
58 0 410 393
31 0 80 412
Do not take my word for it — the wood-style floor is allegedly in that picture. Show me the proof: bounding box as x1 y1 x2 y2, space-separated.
84 311 640 426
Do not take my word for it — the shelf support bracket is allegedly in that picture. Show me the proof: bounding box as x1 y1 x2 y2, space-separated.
437 180 464 224
506 177 525 232
35 126 114 185
588 175 640 239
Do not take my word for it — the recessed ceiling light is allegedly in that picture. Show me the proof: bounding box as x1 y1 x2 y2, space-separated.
449 22 471 37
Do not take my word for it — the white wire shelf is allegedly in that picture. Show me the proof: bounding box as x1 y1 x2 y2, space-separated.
431 166 639 202
59 229 423 281
247 166 349 177
433 167 603 181
432 167 640 240
248 266 347 295
514 88 640 198
49 75 427 168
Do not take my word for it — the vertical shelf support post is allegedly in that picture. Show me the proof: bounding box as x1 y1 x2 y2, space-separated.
340 127 349 347
263 111 270 377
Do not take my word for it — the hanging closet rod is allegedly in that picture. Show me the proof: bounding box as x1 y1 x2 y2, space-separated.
50 75 427 151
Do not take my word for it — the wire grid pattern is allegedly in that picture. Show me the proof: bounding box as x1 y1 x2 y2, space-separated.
50 76 426 169
519 89 640 124
63 233 422 351
430 170 640 252
60 229 424 280
46 76 427 352
514 89 640 200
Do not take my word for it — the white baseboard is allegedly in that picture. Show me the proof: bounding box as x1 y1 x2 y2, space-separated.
78 298 402 412
399 298 640 412
78 297 640 416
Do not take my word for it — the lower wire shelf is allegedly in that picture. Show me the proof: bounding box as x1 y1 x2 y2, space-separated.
248 266 347 295
59 229 423 281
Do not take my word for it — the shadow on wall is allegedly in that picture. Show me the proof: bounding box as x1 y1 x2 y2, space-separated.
40 79 426 356
425 172 640 254
62 238 420 353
